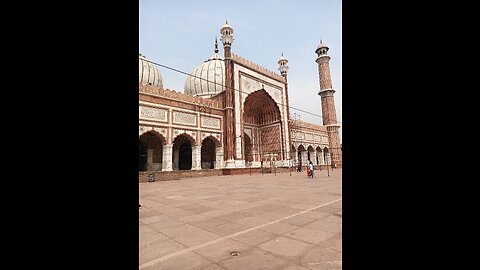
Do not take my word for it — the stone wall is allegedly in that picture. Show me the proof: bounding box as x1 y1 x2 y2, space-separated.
139 169 223 182
260 124 282 158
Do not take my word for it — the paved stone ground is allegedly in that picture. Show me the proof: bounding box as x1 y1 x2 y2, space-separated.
140 168 342 270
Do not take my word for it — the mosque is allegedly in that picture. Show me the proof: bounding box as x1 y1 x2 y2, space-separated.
139 21 341 179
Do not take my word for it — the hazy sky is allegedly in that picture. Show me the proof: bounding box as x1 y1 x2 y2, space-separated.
139 0 342 141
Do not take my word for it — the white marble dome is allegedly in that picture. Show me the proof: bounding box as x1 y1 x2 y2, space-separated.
139 53 163 88
184 45 225 98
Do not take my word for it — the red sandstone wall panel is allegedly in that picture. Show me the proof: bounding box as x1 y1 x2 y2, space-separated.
259 124 281 159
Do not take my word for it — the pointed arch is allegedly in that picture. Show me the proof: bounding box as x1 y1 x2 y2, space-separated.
243 89 281 126
201 136 218 169
171 131 196 146
307 145 315 164
297 144 306 166
243 89 283 161
323 146 330 165
316 146 323 165
139 129 166 143
139 130 165 171
173 134 193 170
202 135 221 148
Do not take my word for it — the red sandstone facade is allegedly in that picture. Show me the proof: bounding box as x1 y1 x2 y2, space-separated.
139 22 341 180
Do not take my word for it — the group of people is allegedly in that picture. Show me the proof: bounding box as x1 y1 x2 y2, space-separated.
298 161 337 178
307 161 316 178
296 161 316 178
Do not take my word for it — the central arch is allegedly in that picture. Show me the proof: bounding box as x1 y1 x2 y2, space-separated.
243 89 281 125
243 89 282 162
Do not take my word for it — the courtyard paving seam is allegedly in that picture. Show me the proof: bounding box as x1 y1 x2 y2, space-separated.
139 197 342 269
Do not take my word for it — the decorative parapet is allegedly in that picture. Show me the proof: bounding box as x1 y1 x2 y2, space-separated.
232 53 286 83
139 83 223 109
289 119 328 132
209 91 225 104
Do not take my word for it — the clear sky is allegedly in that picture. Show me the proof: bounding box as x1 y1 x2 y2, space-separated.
139 0 342 142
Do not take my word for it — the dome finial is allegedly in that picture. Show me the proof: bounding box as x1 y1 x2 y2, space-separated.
226 19 228 24
214 37 219 53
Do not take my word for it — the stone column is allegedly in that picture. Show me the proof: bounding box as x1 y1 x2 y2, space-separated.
215 146 224 169
313 151 318 165
192 145 202 170
173 147 180 170
301 150 308 166
162 144 173 171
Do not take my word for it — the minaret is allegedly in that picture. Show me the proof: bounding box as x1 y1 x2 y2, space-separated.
220 20 236 167
278 53 289 80
315 41 342 167
278 53 291 161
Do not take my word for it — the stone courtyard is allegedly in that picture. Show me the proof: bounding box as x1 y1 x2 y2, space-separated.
140 168 342 270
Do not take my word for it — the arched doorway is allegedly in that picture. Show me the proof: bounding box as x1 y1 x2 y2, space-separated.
201 137 216 169
139 131 165 171
297 145 306 167
173 134 193 170
179 143 192 170
323 147 330 165
243 89 282 162
316 146 322 165
307 145 314 164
